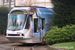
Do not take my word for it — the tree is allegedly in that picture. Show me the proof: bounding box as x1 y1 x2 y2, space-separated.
52 0 75 27
0 6 9 34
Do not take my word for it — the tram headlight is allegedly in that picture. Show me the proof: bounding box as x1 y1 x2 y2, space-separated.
20 34 24 36
22 34 24 36
6 34 10 36
17 32 24 36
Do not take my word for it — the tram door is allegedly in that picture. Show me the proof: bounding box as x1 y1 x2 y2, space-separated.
34 19 38 32
34 18 45 42
41 18 45 38
34 18 41 41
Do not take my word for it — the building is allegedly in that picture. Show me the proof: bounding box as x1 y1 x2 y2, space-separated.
0 0 53 8
0 0 3 6
0 0 15 8
3 0 14 8
15 0 53 8
15 0 31 6
31 0 53 8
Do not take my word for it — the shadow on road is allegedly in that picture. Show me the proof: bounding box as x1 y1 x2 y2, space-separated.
13 43 47 47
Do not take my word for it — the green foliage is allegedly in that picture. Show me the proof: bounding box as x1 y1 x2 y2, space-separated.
52 0 75 27
45 25 75 44
0 6 9 34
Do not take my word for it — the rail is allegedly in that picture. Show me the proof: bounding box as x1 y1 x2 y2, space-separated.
11 45 38 50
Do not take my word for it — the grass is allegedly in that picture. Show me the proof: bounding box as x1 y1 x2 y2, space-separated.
52 42 75 50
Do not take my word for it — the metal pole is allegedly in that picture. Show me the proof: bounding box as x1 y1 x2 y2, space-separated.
9 0 11 10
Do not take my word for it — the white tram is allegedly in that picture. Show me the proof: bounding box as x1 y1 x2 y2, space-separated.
6 6 54 43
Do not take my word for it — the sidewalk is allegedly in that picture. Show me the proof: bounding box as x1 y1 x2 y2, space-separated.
48 45 69 50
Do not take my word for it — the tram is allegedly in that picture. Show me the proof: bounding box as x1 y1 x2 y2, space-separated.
6 6 54 43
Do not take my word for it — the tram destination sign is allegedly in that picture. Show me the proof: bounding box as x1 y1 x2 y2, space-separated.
11 11 24 14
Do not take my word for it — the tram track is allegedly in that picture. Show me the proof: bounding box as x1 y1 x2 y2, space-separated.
12 45 38 50
0 35 48 50
11 43 47 50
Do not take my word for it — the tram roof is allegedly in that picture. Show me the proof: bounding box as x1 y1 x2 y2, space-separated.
14 6 54 12
14 6 46 8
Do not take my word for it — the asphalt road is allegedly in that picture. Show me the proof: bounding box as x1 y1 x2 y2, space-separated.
0 35 48 50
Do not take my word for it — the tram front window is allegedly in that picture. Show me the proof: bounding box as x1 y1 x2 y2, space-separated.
7 14 27 30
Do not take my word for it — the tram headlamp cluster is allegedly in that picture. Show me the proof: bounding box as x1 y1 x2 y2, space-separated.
17 32 24 36
6 34 24 36
20 34 24 36
19 34 24 36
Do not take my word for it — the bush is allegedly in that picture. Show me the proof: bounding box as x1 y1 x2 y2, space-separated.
45 25 75 45
0 6 9 34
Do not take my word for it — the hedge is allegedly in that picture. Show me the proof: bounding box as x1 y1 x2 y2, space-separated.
45 25 75 45
0 6 9 34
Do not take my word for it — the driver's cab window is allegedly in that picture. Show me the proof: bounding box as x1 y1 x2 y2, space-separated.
25 16 30 29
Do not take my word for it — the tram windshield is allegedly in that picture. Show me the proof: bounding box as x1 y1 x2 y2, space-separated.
7 14 27 30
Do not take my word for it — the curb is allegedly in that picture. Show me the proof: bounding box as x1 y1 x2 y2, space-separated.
48 45 68 50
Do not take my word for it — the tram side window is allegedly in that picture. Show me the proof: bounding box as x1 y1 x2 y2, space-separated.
34 19 38 32
42 18 45 30
25 16 30 29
